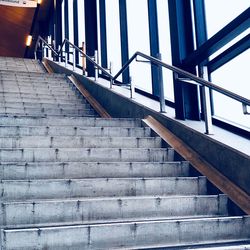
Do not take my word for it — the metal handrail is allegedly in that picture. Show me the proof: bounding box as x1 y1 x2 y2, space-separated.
113 51 250 107
35 37 250 133
35 36 59 57
35 36 112 79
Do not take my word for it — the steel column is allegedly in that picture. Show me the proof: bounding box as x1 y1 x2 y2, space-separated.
64 0 69 60
119 0 130 84
99 0 108 68
168 0 200 120
84 0 98 77
148 0 160 96
73 0 79 65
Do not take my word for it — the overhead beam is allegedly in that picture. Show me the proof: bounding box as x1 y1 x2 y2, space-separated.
183 7 250 66
207 34 250 73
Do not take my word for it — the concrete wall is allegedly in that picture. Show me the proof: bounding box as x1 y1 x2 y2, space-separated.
46 59 250 195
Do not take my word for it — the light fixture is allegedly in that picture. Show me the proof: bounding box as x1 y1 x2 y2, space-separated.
26 35 32 47
37 0 42 4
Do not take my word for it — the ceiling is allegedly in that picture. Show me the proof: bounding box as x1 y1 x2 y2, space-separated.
0 5 35 57
0 0 52 58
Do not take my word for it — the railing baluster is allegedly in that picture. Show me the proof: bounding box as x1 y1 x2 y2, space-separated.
201 66 213 134
34 36 250 136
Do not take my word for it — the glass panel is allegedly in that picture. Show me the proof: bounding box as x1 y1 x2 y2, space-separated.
157 0 174 101
105 0 122 81
211 50 250 129
126 0 151 93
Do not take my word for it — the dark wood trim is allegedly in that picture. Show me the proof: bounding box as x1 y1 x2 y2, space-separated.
68 75 112 118
142 115 250 215
42 60 54 73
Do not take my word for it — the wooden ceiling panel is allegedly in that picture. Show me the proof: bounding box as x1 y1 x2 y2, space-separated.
0 5 35 57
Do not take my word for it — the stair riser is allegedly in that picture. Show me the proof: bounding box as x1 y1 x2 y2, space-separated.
1 177 207 201
1 80 69 84
0 86 77 92
0 137 161 149
0 103 91 109
0 117 142 127
0 126 151 137
0 162 189 180
0 98 86 105
0 89 77 96
0 83 73 88
1 97 83 104
2 217 249 249
0 93 79 99
0 82 71 88
0 68 44 73
1 195 227 227
0 108 95 116
0 148 174 162
0 74 65 79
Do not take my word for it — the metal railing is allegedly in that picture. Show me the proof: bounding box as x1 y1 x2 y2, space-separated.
34 36 250 134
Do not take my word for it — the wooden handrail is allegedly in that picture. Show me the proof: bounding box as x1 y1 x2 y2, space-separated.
42 60 54 74
68 75 112 118
142 115 250 215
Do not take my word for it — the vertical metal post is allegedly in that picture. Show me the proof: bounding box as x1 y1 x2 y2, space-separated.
58 45 61 63
73 48 76 71
94 50 98 81
65 50 67 68
110 78 114 89
109 61 113 75
130 76 134 99
109 62 113 89
82 42 86 75
157 53 166 113
202 66 213 134
41 42 44 59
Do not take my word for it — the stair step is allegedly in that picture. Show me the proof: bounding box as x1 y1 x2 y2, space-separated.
1 195 227 227
2 216 249 249
0 125 151 137
0 161 189 179
0 116 142 127
0 147 174 162
0 136 162 148
0 177 207 201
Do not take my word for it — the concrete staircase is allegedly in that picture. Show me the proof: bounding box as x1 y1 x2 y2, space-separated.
0 57 249 249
